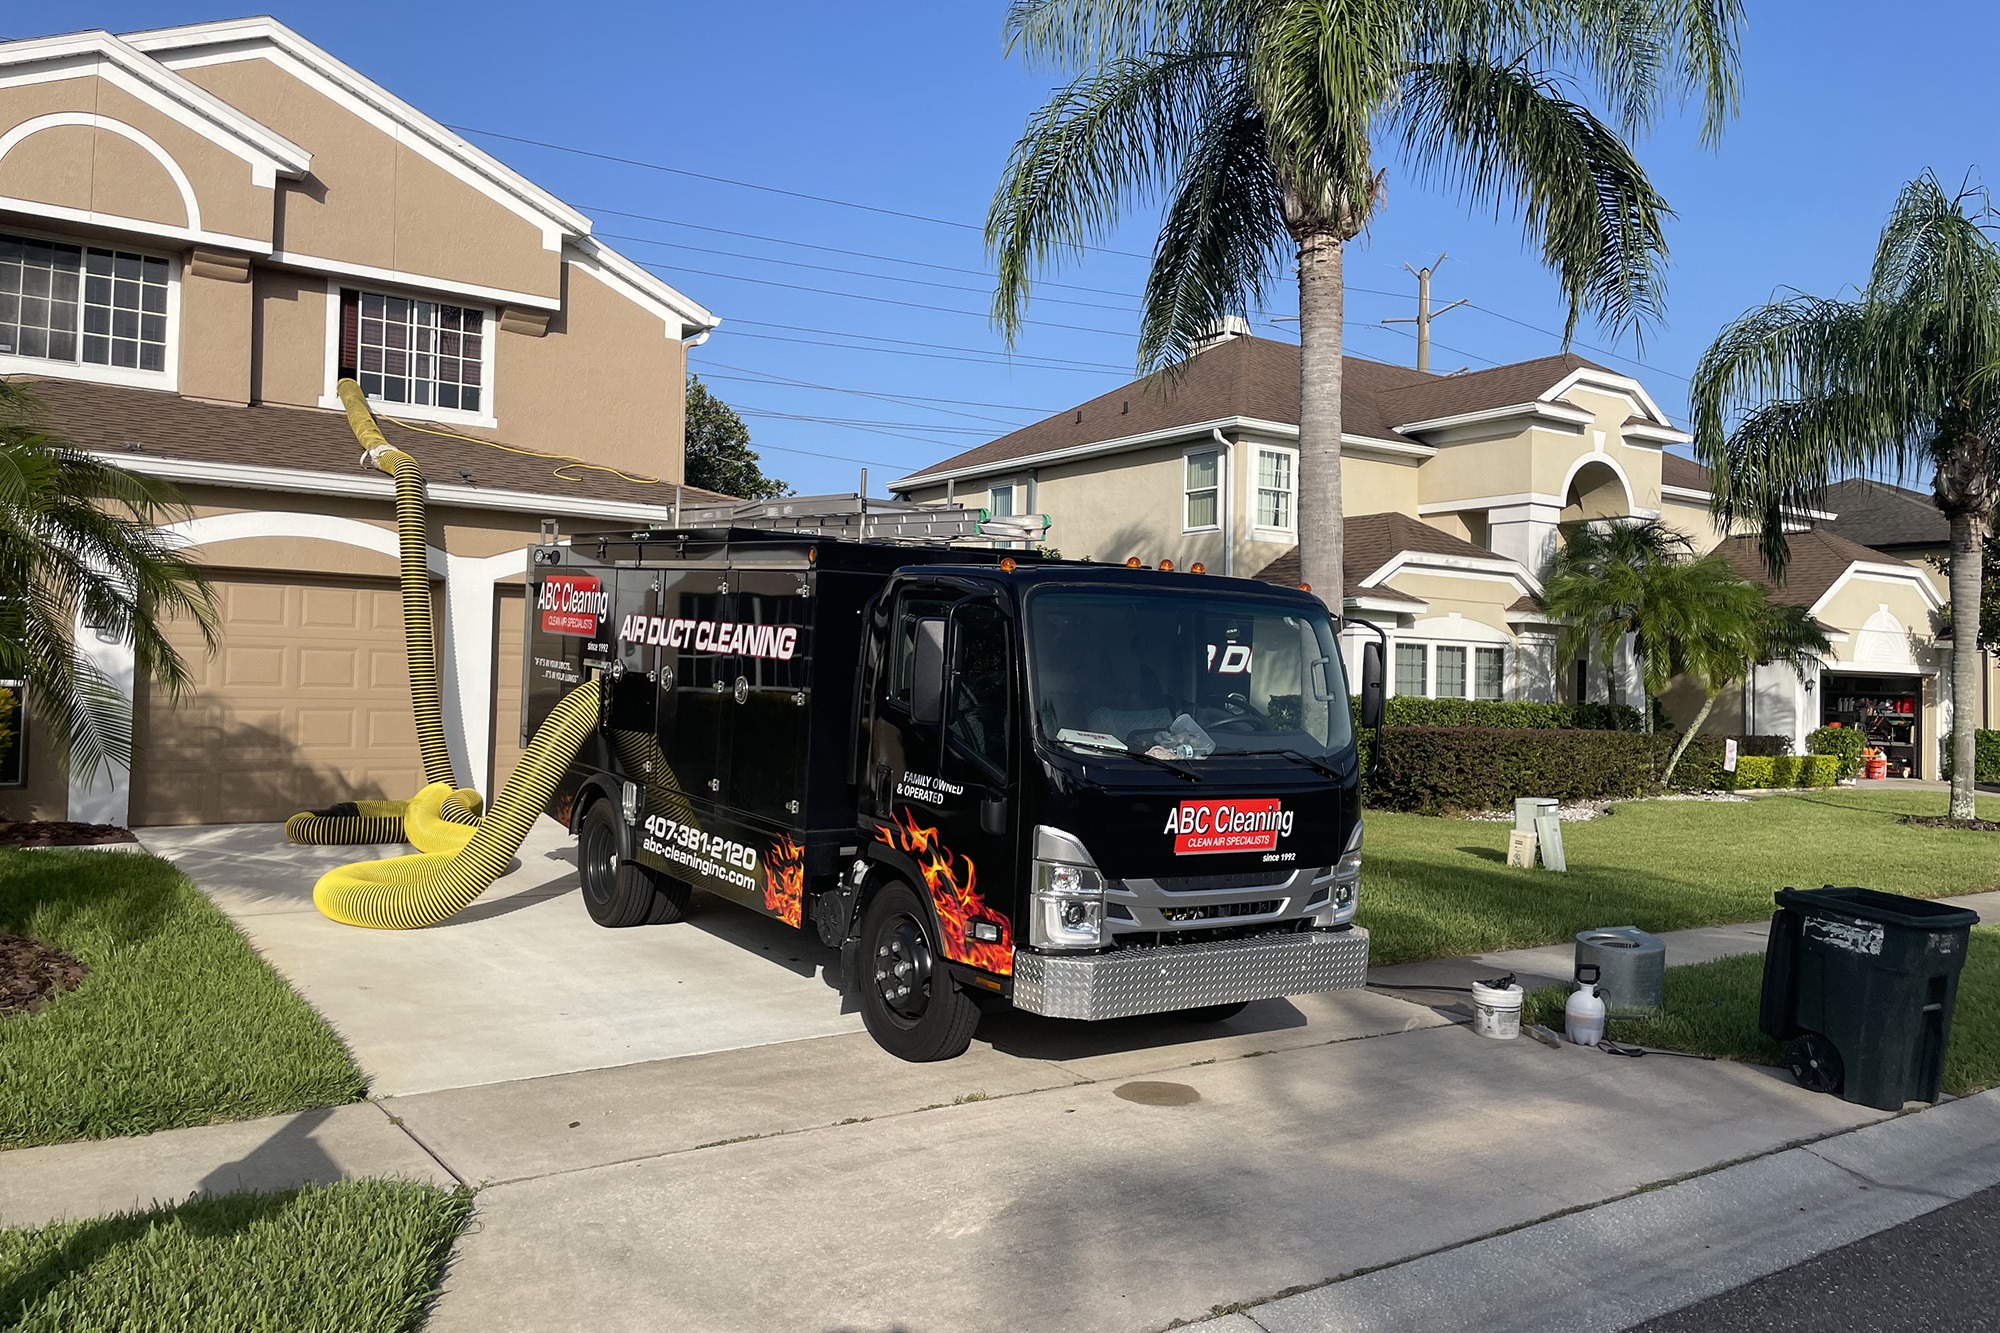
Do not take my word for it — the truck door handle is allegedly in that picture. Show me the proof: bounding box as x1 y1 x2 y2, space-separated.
874 764 892 810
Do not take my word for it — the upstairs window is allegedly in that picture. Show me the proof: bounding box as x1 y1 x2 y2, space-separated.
988 483 1015 518
338 288 485 414
1255 447 1295 532
1184 449 1219 530
0 233 170 374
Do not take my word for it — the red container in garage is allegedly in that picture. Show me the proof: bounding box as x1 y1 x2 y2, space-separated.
1865 755 1889 780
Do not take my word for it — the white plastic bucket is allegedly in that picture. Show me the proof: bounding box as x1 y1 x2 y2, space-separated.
1470 979 1524 1040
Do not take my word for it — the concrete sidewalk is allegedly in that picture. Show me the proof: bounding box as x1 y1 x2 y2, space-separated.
1367 888 2000 997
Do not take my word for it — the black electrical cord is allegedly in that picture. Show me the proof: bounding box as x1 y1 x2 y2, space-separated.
1369 972 1517 995
1598 1040 1718 1061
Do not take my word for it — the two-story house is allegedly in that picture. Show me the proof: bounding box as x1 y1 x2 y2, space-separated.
893 329 1951 776
0 19 724 826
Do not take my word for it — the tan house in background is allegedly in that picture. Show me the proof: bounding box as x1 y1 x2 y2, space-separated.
0 18 723 826
893 329 1956 776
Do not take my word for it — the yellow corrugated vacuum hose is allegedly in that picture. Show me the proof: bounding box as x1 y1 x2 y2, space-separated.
313 680 601 928
284 379 482 845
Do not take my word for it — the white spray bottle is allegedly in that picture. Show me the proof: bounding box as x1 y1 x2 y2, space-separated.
1566 963 1607 1047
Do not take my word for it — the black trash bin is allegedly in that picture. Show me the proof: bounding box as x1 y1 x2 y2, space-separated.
1759 886 1980 1111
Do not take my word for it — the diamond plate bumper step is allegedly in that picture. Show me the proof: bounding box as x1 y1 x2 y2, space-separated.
1010 927 1370 1021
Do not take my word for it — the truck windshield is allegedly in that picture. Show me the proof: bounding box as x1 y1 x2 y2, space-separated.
1024 587 1354 763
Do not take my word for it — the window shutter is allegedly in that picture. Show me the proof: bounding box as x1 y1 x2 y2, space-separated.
337 288 359 379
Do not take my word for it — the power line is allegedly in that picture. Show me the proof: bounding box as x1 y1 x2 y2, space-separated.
734 404 995 434
724 318 1135 372
694 359 1050 422
601 230 1143 314
1462 302 1691 384
452 123 1151 259
720 325 1132 375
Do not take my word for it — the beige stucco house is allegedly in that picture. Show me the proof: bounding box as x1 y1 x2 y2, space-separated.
0 19 725 825
893 330 1955 776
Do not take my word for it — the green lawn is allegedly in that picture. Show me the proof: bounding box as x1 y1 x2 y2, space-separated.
0 849 366 1148
1522 927 2000 1098
0 1179 470 1332
1359 790 2000 965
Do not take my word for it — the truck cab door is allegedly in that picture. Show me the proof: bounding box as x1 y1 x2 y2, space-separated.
866 583 1020 978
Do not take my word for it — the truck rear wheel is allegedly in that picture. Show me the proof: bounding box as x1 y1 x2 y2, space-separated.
578 801 680 928
857 883 980 1062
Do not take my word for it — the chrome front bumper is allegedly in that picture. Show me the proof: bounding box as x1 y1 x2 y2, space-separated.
1010 927 1370 1021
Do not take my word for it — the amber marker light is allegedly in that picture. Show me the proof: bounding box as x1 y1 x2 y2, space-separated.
1158 559 1175 571
1126 556 1143 568
807 546 818 563
1189 562 1206 574
999 557 1016 572
1298 582 1312 593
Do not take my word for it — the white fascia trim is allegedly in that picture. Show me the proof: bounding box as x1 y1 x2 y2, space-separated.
1347 594 1428 614
892 417 1430 490
1660 484 1713 505
0 32 309 179
1622 422 1691 445
280 251 559 313
1809 563 1946 617
87 451 680 524
0 195 271 255
1417 491 1565 515
566 236 719 338
1543 366 1671 425
1361 550 1541 597
127 20 587 243
1394 400 1594 437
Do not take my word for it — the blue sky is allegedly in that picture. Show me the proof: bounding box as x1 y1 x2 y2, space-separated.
49 3 2000 495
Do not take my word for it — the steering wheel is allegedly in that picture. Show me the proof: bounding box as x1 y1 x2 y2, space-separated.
1221 692 1273 727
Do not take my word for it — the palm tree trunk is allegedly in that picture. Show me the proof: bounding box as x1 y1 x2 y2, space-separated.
1295 230 1344 607
1948 511 1982 820
1661 690 1718 788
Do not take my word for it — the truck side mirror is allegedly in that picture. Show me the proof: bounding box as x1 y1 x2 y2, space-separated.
911 617 946 726
1359 642 1385 730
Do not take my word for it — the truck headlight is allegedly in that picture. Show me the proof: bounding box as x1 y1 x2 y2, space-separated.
1312 821 1362 927
1030 835 1109 950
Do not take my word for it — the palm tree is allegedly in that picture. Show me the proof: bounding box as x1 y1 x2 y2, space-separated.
0 380 216 783
1541 519 1700 730
1691 174 2000 821
1657 592 1829 786
987 0 1743 604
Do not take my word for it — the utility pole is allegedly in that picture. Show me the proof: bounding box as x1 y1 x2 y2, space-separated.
1384 252 1468 372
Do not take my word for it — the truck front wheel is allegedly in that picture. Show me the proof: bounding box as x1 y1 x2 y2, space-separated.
856 883 980 1062
578 801 687 927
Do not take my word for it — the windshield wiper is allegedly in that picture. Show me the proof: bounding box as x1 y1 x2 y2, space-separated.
1228 748 1346 780
1062 739 1202 782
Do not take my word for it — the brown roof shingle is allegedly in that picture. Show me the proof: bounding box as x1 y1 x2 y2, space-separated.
1660 453 1712 493
16 378 736 510
1818 478 1949 550
896 337 1650 487
1250 512 1502 594
1709 528 1915 609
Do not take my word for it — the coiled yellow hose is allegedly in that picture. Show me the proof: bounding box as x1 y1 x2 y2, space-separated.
284 380 481 845
314 681 600 928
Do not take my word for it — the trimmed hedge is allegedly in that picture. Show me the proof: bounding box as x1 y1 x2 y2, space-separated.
1942 730 2000 784
1725 754 1839 790
1807 725 1868 780
1351 696 1646 732
1367 727 1790 815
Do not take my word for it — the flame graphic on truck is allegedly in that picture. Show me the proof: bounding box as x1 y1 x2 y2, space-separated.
763 835 805 927
873 808 1014 975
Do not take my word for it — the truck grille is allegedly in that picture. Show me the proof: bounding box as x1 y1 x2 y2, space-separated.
1159 900 1280 923
1147 870 1295 894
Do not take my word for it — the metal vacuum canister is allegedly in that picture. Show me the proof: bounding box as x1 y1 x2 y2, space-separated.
1574 927 1666 1018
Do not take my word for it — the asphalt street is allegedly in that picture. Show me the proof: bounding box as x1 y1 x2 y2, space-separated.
1637 1181 2000 1332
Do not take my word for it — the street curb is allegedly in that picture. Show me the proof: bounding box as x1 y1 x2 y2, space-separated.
1182 1088 2000 1333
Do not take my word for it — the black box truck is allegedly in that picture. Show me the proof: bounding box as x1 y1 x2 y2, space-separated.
522 500 1375 1060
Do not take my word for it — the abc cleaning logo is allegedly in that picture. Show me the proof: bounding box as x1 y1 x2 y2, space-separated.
1165 798 1293 855
538 574 607 637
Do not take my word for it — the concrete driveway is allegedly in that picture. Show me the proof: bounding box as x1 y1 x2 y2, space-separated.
137 819 864 1096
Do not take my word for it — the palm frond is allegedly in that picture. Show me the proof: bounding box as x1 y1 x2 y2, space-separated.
1136 77 1289 368
1002 0 1248 69
1395 57 1671 344
987 49 1229 344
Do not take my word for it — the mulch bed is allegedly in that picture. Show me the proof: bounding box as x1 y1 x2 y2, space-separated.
0 932 87 1017
1900 815 2000 832
0 820 138 848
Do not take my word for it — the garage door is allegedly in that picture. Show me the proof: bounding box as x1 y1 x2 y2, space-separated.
490 585 527 796
131 574 424 825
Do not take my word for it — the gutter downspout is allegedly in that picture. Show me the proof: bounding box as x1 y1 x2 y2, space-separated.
1211 427 1234 577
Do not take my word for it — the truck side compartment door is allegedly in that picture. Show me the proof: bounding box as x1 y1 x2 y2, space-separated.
662 567 731 811
717 567 811 824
